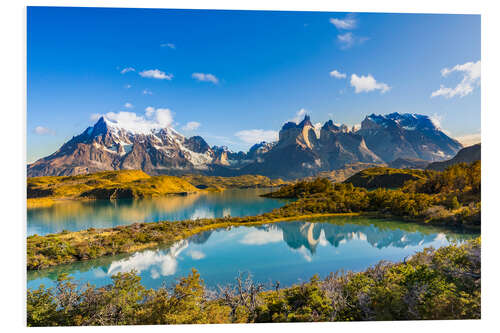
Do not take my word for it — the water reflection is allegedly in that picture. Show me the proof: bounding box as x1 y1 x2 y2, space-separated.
27 189 290 235
28 217 477 290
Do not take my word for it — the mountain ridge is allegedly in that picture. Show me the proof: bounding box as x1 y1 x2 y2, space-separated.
28 113 463 179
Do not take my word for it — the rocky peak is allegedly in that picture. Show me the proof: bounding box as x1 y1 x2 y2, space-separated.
298 114 313 128
185 136 211 154
322 120 341 132
278 115 317 149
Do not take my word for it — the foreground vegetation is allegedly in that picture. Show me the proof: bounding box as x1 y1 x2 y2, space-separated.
27 238 480 326
265 162 480 229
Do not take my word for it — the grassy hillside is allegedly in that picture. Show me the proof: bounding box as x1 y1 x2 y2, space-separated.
27 170 199 207
344 167 432 189
181 174 287 191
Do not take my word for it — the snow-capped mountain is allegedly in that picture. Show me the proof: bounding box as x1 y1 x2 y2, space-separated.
27 116 218 177
27 113 463 178
357 113 463 162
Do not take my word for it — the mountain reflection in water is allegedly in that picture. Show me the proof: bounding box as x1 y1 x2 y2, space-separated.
28 217 477 290
27 189 291 236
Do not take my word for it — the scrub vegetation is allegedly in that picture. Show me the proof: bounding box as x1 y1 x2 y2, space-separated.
27 238 481 326
266 161 480 229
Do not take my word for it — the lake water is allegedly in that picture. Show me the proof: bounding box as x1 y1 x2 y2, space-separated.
28 216 477 290
27 189 290 236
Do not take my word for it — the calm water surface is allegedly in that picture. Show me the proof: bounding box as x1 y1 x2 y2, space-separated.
27 188 289 236
28 216 477 290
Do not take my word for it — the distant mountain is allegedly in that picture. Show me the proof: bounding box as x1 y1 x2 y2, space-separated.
28 117 218 177
426 143 481 171
27 113 464 179
357 113 462 162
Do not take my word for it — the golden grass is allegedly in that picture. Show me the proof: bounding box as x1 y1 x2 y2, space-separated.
28 170 199 201
27 198 56 209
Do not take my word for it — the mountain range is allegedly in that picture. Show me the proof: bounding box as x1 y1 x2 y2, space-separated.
27 113 463 179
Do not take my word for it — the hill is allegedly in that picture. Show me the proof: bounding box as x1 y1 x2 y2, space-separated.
343 167 431 189
427 143 481 171
27 170 199 207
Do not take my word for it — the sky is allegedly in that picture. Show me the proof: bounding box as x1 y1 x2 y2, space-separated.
27 7 481 163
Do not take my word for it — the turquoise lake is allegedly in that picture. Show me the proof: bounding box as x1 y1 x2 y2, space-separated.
27 188 290 236
27 216 477 290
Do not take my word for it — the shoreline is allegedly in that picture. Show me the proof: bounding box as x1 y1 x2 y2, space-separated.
27 210 479 271
27 212 360 270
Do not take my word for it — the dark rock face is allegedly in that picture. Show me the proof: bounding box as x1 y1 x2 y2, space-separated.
27 113 465 179
318 121 383 169
426 143 481 171
184 136 211 154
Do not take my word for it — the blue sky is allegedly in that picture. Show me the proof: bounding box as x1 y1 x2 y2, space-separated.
27 7 481 162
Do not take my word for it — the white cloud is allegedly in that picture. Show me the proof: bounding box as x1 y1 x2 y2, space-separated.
337 32 368 50
431 60 481 98
338 32 354 48
429 113 443 129
91 107 174 134
240 228 283 245
187 250 205 260
120 67 135 74
182 121 201 131
124 84 132 89
235 129 278 144
289 108 308 124
350 74 391 94
456 133 481 147
34 126 55 135
145 106 155 117
329 69 346 79
90 113 101 121
329 15 357 29
106 240 188 278
142 89 153 95
161 43 176 49
295 246 312 262
139 69 174 80
124 102 133 109
192 73 219 84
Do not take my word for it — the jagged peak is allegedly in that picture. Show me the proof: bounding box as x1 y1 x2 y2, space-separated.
281 114 314 132
298 114 312 127
322 120 341 132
